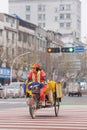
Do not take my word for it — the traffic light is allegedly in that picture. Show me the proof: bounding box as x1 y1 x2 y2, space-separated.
47 47 60 53
61 47 74 53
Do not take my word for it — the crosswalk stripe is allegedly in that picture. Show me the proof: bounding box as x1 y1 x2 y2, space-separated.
0 105 87 130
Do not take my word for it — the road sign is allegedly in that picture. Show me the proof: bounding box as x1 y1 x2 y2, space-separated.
75 46 85 52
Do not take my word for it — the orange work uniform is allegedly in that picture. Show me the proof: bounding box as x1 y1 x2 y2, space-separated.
27 69 47 101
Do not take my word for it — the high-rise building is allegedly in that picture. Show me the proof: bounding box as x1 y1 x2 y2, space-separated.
9 0 81 40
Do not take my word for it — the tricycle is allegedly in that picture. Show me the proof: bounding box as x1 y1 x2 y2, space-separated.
26 81 62 119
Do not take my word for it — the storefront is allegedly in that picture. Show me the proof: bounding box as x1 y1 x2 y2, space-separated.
0 67 10 85
0 67 28 85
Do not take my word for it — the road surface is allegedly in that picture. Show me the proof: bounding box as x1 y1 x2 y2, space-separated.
0 103 87 130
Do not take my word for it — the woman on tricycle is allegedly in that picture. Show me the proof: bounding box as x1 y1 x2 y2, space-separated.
27 63 47 104
24 64 62 118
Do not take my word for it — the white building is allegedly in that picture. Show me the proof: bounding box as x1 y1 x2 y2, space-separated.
0 13 18 62
0 13 64 73
9 0 81 41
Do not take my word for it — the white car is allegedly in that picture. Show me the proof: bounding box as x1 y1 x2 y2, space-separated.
4 82 24 98
0 85 4 98
67 82 82 97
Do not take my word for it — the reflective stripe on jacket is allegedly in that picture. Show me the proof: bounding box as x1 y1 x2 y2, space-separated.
32 70 40 82
27 70 46 83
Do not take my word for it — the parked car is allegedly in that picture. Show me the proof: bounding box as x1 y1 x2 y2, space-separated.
4 82 24 98
80 82 87 90
67 82 82 97
0 84 4 98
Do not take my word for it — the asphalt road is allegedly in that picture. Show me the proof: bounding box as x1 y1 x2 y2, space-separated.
0 96 87 130
0 95 87 110
62 95 87 105
0 103 87 130
0 98 26 109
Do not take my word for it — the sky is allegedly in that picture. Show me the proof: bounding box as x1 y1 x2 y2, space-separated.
0 0 87 42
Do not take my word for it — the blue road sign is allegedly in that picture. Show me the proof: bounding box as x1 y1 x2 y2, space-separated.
75 46 85 52
0 67 10 78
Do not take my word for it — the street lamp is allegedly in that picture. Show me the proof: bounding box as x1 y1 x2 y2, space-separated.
10 51 31 83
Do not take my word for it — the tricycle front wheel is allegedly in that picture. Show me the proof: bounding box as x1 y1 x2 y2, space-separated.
54 97 60 117
54 85 60 117
29 98 37 119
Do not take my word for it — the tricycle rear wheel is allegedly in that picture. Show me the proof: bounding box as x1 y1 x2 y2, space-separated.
29 99 36 119
54 86 60 117
54 96 60 116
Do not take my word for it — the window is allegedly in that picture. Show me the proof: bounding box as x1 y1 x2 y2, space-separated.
23 33 27 43
60 5 65 11
66 14 71 19
40 40 43 48
18 31 22 41
12 18 15 24
12 33 14 42
26 14 30 20
6 47 8 58
43 23 45 27
60 23 64 28
0 30 2 36
43 41 46 48
12 48 14 57
66 22 71 28
6 16 9 22
77 4 80 13
77 20 80 30
66 4 71 11
43 5 45 11
38 5 41 11
26 5 30 11
38 23 45 28
38 14 42 20
38 23 42 27
38 5 45 12
6 31 9 40
38 14 45 21
28 34 31 46
55 7 58 13
43 14 45 20
55 16 58 21
60 14 64 19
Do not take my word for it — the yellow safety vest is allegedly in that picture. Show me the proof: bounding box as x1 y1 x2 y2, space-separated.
32 71 41 83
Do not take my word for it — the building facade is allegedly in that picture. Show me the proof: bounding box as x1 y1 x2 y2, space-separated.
9 0 81 41
0 13 64 84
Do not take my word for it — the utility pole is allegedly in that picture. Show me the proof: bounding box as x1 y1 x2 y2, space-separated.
10 51 31 83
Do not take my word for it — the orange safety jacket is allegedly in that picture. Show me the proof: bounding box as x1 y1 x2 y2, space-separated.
27 70 46 83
